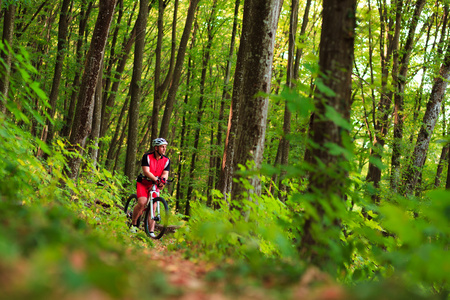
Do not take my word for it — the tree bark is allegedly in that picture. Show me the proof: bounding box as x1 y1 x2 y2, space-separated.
301 0 356 257
124 0 149 180
185 1 217 217
99 2 138 141
175 20 198 213
390 0 426 190
66 0 117 180
365 0 401 195
435 145 449 188
276 0 299 201
88 59 104 168
447 147 450 190
45 0 71 145
226 0 284 201
159 0 200 139
215 0 240 197
0 3 16 114
151 0 177 142
61 0 94 138
403 41 450 194
106 96 129 169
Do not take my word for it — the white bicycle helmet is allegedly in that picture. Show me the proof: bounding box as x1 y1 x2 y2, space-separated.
152 138 168 147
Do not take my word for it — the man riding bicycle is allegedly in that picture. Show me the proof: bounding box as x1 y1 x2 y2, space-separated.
130 138 170 237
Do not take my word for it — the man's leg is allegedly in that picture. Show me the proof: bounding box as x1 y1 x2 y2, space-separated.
131 196 147 226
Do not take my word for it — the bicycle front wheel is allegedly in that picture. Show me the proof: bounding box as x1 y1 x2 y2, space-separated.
144 197 169 239
124 194 142 228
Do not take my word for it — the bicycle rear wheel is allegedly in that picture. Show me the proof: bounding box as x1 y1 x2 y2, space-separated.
124 194 142 228
144 197 169 239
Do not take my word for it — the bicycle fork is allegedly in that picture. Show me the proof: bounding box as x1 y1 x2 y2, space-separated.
148 187 161 222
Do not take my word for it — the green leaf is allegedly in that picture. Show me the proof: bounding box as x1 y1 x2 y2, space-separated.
325 105 353 131
315 78 336 97
35 139 52 155
368 156 386 170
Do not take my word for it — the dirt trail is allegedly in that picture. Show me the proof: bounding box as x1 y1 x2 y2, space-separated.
142 239 348 300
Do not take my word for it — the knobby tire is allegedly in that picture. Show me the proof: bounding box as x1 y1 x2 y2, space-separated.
124 194 142 228
144 197 169 239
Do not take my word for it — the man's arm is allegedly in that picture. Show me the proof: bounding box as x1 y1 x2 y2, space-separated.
161 170 169 181
142 166 159 182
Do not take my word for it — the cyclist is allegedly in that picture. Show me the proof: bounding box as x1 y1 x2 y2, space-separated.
130 137 170 237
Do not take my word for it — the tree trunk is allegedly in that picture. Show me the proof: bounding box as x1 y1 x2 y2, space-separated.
66 0 117 180
106 96 129 169
159 0 200 139
175 21 198 214
365 0 401 195
0 3 16 114
151 0 177 142
61 0 94 138
151 0 166 142
113 115 129 174
447 147 450 190
88 60 104 168
390 0 426 190
403 41 450 194
124 0 148 180
99 23 136 139
277 0 298 201
293 0 311 79
301 0 356 258
185 2 217 216
435 145 449 188
227 0 284 201
215 0 240 196
45 0 71 145
435 99 448 188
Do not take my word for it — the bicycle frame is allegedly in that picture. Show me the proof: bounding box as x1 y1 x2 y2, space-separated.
147 184 161 222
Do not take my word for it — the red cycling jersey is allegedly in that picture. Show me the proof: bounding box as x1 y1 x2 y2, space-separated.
136 152 170 198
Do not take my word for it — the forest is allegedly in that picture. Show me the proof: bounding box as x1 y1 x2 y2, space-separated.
0 0 449 298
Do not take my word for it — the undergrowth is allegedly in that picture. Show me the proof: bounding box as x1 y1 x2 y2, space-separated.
1 42 448 300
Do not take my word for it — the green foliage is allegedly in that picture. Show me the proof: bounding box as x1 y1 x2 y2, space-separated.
173 181 297 261
0 45 179 299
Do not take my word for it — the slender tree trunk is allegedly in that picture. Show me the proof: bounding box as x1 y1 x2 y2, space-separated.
185 2 217 216
99 23 136 139
159 0 200 139
390 0 426 190
435 98 448 188
403 41 450 194
365 0 401 195
175 22 197 213
113 116 129 174
293 0 311 79
61 0 94 138
276 0 298 201
151 0 166 142
446 148 450 189
0 3 16 114
207 112 216 206
88 60 104 167
124 0 148 180
45 0 71 145
106 96 129 169
215 0 240 195
151 0 177 142
66 0 117 180
435 145 449 188
227 0 284 202
301 0 356 260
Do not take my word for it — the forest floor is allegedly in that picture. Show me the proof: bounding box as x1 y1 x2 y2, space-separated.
143 237 348 300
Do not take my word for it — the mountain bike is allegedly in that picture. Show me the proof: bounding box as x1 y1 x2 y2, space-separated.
124 179 172 239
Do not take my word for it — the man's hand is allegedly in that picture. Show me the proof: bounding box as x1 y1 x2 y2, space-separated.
157 177 166 188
